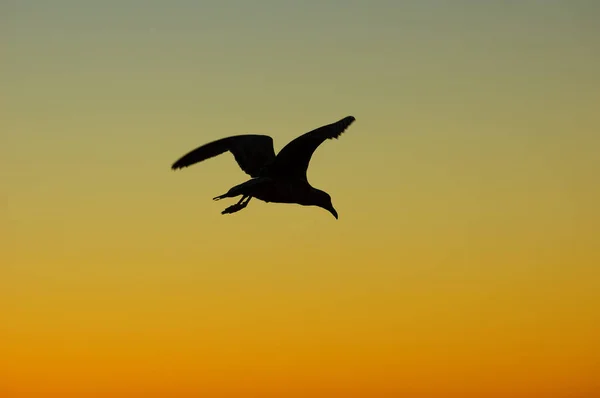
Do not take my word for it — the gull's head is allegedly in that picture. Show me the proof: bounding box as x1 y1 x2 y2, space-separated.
312 189 338 219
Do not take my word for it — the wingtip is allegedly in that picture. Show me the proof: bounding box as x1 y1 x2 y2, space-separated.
171 160 187 170
337 116 356 133
341 115 356 127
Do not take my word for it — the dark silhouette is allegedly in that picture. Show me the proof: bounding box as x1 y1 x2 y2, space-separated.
171 116 356 219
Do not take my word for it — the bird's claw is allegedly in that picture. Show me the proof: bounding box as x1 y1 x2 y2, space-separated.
221 203 244 215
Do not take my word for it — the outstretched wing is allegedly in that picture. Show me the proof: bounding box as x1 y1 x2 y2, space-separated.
273 116 355 180
171 134 276 178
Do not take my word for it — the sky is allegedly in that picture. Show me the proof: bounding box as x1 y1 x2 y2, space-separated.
2 1 600 397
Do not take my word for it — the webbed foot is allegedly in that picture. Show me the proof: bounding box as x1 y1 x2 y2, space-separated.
220 195 252 215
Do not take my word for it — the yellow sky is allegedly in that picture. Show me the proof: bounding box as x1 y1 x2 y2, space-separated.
2 1 599 397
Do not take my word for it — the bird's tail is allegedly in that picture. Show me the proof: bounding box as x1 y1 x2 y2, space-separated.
213 180 253 201
213 193 228 201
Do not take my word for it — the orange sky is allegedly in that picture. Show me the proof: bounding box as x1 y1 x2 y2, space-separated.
2 1 599 397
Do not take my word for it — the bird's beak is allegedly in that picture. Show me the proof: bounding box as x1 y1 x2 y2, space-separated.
328 205 338 220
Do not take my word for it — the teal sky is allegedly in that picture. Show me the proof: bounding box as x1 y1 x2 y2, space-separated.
2 2 600 397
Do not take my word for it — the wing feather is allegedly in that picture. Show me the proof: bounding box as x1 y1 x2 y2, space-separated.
171 134 276 177
273 116 355 179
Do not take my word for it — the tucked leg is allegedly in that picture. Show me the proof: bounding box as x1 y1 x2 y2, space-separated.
221 195 252 215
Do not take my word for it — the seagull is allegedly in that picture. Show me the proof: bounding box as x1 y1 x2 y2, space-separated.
171 116 356 219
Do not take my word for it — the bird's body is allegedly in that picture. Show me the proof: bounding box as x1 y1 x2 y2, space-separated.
214 177 316 205
171 116 356 219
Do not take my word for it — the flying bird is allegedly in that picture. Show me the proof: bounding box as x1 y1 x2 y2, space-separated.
171 116 356 219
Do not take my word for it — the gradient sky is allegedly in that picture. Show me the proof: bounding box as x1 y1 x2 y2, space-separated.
2 1 600 397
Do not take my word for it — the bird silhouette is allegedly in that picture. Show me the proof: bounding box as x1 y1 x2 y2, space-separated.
171 116 356 219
